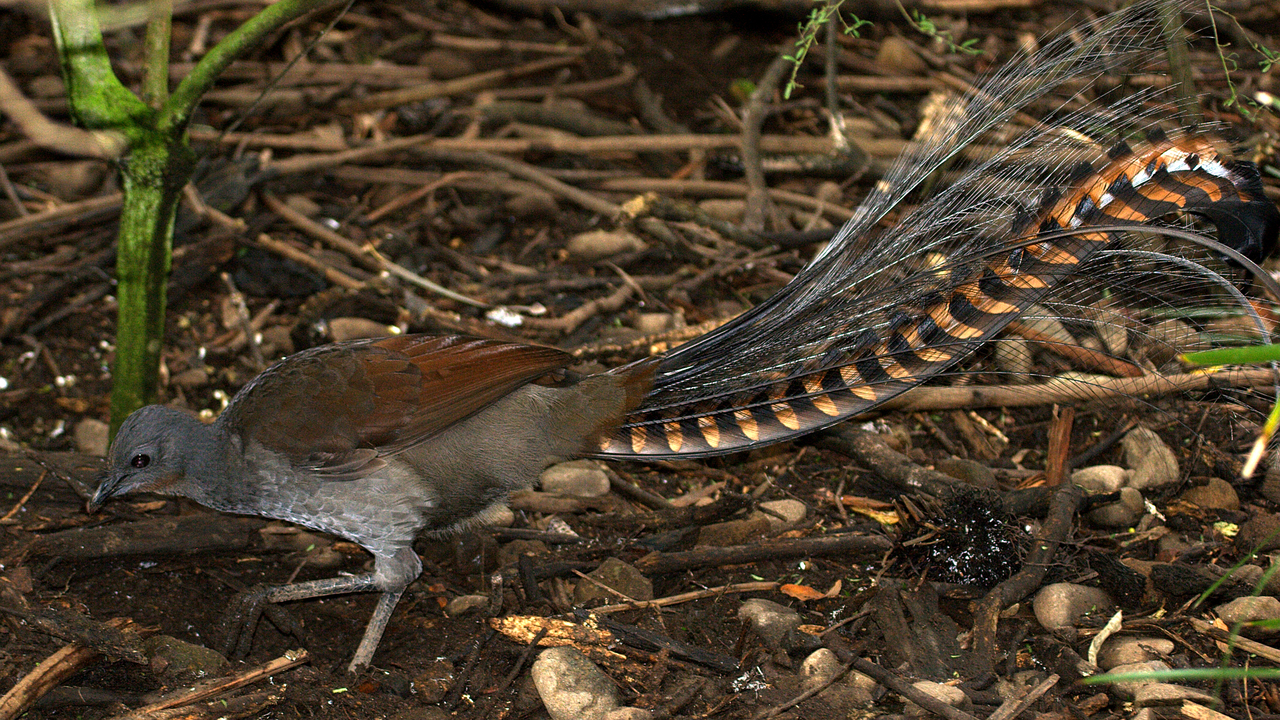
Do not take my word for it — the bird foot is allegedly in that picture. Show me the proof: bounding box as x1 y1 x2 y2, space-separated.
218 584 308 658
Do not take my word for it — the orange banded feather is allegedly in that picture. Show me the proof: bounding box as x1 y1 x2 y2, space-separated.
595 134 1278 458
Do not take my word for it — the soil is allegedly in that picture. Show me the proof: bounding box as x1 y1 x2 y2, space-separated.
2 0 1280 718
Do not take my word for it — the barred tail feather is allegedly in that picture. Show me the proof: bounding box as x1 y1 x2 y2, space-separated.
594 1 1280 460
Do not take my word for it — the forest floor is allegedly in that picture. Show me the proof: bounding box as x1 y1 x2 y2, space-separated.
3 0 1280 718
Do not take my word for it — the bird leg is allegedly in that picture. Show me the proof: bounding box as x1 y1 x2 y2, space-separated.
219 574 388 669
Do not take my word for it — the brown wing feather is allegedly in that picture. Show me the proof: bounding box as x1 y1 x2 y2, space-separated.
219 334 573 475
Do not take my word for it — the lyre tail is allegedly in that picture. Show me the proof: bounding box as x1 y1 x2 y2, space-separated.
595 134 1278 459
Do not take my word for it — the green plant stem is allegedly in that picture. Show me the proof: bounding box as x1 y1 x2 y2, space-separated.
49 0 150 134
164 0 340 131
111 136 192 429
143 0 173 108
50 0 342 432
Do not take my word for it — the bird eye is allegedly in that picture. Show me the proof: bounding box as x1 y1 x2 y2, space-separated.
130 454 151 469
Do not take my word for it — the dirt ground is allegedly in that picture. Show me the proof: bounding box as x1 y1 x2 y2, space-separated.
3 0 1280 718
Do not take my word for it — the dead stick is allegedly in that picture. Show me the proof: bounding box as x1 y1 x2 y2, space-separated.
0 618 136 720
124 650 308 715
593 581 780 614
850 657 981 720
634 533 891 575
335 55 580 113
1044 405 1074 487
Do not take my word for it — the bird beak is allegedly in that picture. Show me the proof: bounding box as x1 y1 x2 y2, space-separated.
87 473 123 512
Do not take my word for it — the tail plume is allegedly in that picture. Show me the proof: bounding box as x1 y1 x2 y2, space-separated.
595 1 1280 459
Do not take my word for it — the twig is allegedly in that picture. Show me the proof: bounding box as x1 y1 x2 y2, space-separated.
972 483 1085 673
335 55 580 113
593 581 780 614
117 650 307 715
218 272 264 370
0 66 125 159
0 193 124 252
518 282 634 335
751 658 856 720
850 657 981 720
741 54 791 232
986 673 1060 720
262 191 490 309
0 469 45 523
0 618 139 720
878 367 1279 413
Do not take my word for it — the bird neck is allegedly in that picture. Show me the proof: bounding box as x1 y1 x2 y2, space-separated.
171 418 238 509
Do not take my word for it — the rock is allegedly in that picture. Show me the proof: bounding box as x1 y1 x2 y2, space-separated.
565 230 646 261
504 191 558 219
27 75 65 98
74 418 110 457
631 313 674 335
1147 319 1205 362
1071 465 1129 494
604 710 654 720
1122 427 1179 491
1108 660 1171 701
1178 478 1239 511
411 660 455 705
575 557 654 605
1096 637 1174 670
541 460 611 497
170 367 210 389
1134 683 1221 707
444 594 489 617
497 539 548 567
698 199 746 224
531 647 620 720
757 499 808 531
698 515 771 546
874 36 928 74
1032 583 1116 630
935 458 998 489
1215 596 1280 625
327 317 396 342
1236 514 1280 554
39 160 108 198
904 680 968 715
1087 487 1144 528
141 636 226 679
1227 565 1280 596
993 337 1032 378
801 648 843 690
738 598 802 650
1021 308 1075 344
417 48 475 79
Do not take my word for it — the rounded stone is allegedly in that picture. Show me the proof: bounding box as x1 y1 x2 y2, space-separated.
1032 583 1116 630
1122 427 1179 490
738 598 802 650
1096 637 1174 670
1215 596 1280 625
540 460 611 497
1071 465 1129 494
757 499 808 531
74 418 110 457
801 648 843 690
565 230 647 261
531 647 620 720
1177 478 1239 511
1087 487 1144 528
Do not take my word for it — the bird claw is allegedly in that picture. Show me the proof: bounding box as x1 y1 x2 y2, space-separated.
218 584 308 658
